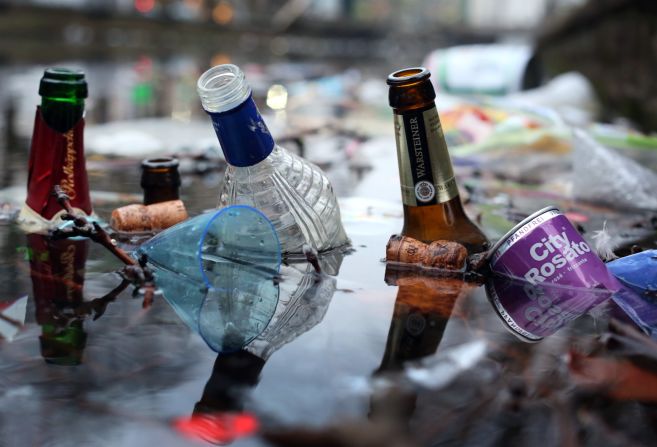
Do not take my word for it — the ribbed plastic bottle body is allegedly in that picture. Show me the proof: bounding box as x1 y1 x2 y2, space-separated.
218 145 348 254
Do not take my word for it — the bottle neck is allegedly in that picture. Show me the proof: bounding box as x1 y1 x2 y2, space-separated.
393 102 458 207
143 187 179 206
40 96 84 134
141 158 181 205
207 94 275 167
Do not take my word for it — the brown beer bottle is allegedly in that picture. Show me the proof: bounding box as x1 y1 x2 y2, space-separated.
140 157 181 205
387 67 488 253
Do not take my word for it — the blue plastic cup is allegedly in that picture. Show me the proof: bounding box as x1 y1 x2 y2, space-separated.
136 205 281 352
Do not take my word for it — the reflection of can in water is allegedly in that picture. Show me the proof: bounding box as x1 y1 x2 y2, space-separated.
488 206 621 292
485 274 610 342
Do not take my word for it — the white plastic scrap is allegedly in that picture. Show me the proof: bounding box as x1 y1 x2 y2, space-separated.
0 295 27 342
572 129 657 210
405 340 487 389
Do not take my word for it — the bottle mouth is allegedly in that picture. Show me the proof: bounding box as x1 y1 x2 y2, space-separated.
44 67 85 81
39 67 88 99
141 157 179 170
386 67 431 86
197 64 251 113
141 157 181 188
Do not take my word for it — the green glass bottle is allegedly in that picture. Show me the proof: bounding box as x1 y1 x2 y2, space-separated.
19 67 93 228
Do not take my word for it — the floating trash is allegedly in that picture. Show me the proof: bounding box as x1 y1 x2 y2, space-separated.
197 64 349 255
608 250 657 299
489 206 621 291
17 68 94 234
136 205 281 353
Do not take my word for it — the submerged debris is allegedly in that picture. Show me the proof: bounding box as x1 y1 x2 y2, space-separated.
570 319 657 402
50 185 157 307
262 421 417 447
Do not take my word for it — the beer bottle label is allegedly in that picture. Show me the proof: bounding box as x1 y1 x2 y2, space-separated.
394 105 458 206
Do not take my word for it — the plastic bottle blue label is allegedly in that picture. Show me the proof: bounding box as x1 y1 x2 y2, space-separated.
207 94 275 167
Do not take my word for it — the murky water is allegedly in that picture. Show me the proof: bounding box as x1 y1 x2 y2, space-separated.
0 158 641 446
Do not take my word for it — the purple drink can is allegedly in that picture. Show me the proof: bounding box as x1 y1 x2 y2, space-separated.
486 274 611 342
489 206 621 292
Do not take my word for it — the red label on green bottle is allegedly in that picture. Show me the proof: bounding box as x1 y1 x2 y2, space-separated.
25 108 92 219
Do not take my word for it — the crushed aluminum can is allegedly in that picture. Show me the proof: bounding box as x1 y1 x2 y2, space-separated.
488 206 621 292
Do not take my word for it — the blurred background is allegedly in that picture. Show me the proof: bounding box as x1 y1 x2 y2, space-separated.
0 0 618 132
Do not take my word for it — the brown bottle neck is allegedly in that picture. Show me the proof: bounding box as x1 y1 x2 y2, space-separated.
141 158 181 205
143 187 179 206
387 67 436 111
390 97 436 115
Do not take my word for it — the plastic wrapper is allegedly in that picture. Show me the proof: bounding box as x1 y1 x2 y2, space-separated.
608 250 657 298
573 129 657 210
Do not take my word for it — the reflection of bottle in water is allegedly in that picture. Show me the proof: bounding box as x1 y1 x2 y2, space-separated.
197 64 349 255
27 234 89 365
377 268 466 372
485 273 610 342
193 259 340 416
245 260 339 361
172 259 341 443
370 268 468 429
145 248 281 354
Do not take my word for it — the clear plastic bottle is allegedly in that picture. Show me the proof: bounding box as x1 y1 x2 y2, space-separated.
197 64 349 255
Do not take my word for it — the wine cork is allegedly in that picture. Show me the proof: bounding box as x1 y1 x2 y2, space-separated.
386 235 427 265
386 235 467 271
424 240 468 270
111 200 188 233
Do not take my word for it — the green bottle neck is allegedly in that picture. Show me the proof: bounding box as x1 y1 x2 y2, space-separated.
38 67 87 133
40 96 85 134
